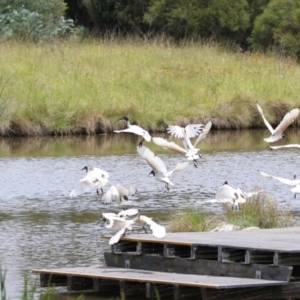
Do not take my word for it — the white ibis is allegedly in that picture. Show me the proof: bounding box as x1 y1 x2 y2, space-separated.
215 181 246 210
153 121 212 167
256 103 299 143
70 166 109 197
270 144 300 150
101 184 137 206
114 116 151 142
259 171 300 198
136 144 189 191
101 209 166 244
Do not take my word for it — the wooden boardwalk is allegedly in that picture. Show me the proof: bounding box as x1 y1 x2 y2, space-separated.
33 227 300 299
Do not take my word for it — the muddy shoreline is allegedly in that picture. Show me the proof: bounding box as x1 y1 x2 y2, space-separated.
1 117 298 137
1 101 299 137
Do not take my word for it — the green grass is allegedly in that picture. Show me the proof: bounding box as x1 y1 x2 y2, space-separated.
167 207 220 232
1 37 300 135
168 194 295 232
223 194 294 229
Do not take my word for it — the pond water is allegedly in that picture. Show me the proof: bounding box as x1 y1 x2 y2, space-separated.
1 129 300 299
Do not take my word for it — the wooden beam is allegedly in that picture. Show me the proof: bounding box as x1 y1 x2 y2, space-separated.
67 275 93 291
93 278 120 292
40 273 67 287
104 252 292 282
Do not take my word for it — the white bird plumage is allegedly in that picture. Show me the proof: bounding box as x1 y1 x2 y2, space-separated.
259 171 300 198
270 144 300 150
136 215 166 238
101 209 166 244
256 103 299 143
215 181 246 210
166 122 211 167
136 144 189 191
167 123 205 139
102 214 135 245
153 121 212 167
114 116 151 142
70 166 109 198
101 184 137 206
193 120 212 148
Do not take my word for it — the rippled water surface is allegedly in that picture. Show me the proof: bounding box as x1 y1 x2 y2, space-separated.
1 129 300 299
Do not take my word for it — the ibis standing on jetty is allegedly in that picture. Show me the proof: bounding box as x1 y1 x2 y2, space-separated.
136 144 189 191
70 166 109 197
114 116 151 142
256 103 299 143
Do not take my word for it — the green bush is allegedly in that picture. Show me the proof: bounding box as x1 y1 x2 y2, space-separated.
250 0 300 58
0 0 74 40
144 0 250 40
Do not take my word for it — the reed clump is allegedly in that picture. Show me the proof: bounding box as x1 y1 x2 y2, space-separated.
223 193 294 229
167 207 220 232
1 38 300 136
168 193 294 232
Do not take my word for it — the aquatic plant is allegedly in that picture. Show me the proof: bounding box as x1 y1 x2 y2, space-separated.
223 193 294 229
167 207 219 232
167 193 294 232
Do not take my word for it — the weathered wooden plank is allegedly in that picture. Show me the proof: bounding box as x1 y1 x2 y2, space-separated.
32 266 287 289
104 252 293 282
93 278 120 292
103 227 300 252
201 282 300 300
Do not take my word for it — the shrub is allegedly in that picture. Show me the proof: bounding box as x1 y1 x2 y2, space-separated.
0 0 74 40
82 0 151 34
167 207 218 232
250 0 300 58
144 0 250 41
223 193 294 229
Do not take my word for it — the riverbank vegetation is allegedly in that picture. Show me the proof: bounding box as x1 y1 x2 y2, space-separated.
1 0 300 136
167 193 295 232
1 38 300 136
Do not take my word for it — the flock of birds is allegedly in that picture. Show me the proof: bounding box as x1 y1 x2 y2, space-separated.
68 103 300 244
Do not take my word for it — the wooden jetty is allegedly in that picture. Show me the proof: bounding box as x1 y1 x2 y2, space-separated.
33 227 300 299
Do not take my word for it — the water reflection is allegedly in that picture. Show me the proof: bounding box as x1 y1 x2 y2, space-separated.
2 128 300 157
1 129 300 299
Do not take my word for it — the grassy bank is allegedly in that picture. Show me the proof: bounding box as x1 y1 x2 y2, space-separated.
1 38 300 136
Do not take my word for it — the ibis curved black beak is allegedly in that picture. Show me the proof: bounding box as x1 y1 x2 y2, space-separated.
115 116 128 123
148 170 155 177
96 218 106 225
115 117 124 123
82 166 88 172
283 134 289 142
